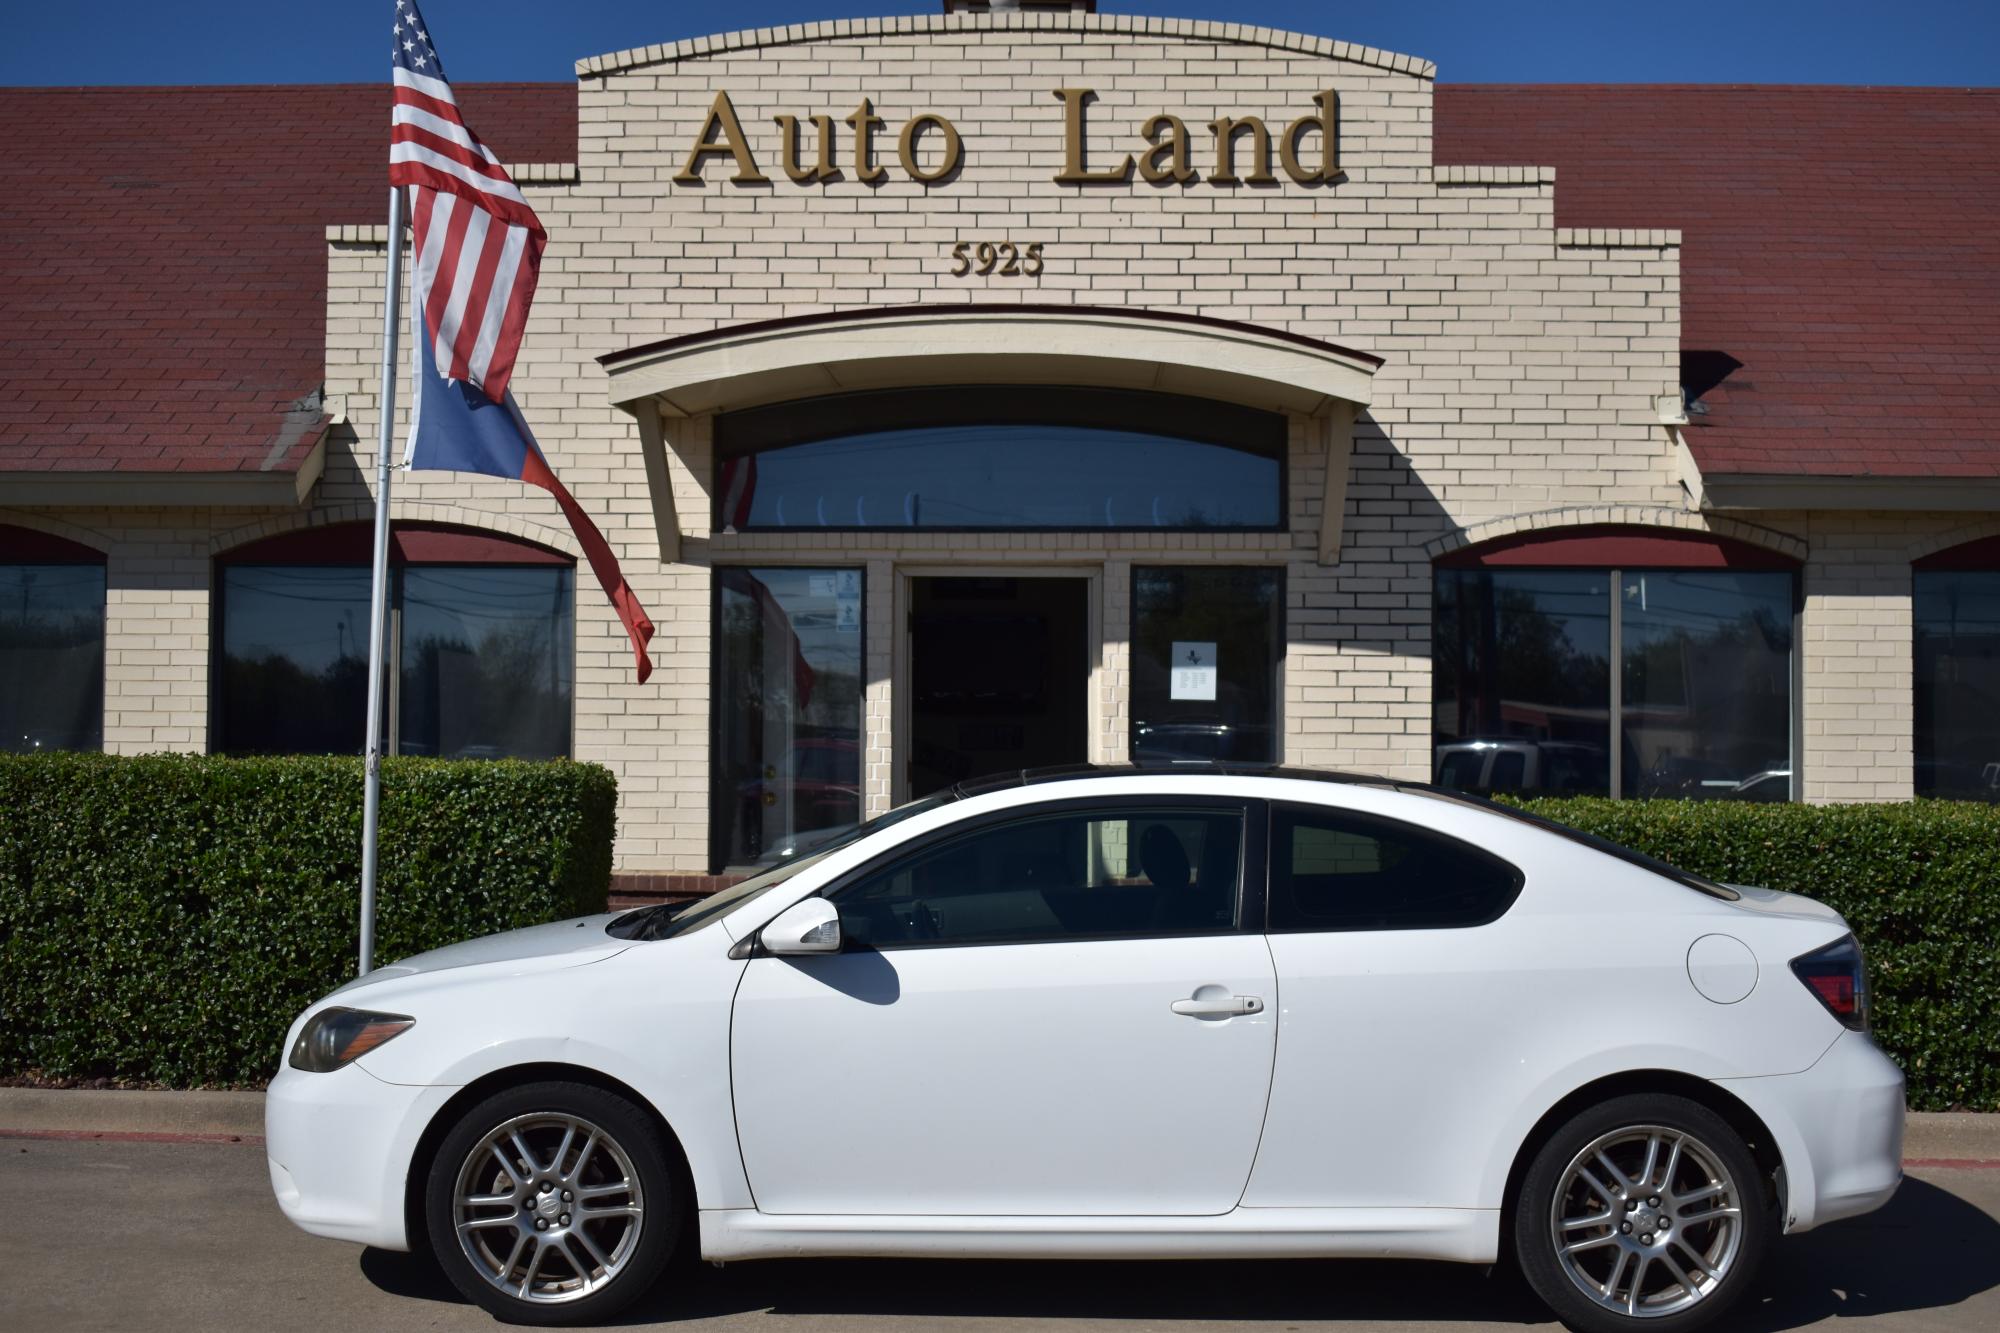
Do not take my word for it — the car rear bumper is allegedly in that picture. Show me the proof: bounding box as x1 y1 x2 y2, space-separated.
1717 1029 1905 1233
265 1061 452 1251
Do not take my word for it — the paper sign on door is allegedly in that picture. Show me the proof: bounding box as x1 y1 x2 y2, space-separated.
1170 641 1217 701
834 569 862 632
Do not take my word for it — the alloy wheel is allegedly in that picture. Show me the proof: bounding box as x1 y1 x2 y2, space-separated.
1549 1124 1745 1319
450 1112 646 1305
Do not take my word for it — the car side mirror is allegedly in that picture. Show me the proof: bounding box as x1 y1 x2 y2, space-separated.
760 897 842 956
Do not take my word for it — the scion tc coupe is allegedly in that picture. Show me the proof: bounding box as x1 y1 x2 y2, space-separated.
268 766 1903 1330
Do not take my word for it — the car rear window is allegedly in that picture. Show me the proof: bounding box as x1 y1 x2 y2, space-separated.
1267 804 1524 932
1397 787 1741 902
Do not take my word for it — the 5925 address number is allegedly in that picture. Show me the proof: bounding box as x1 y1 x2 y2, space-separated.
949 241 1045 277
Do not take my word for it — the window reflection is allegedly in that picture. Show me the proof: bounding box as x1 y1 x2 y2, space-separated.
400 568 572 759
716 568 864 868
1915 570 2000 800
216 563 573 759
1433 566 1793 800
1434 570 1612 797
1 563 105 753
1131 567 1281 764
835 808 1243 948
1621 572 1792 799
217 567 371 755
716 388 1284 532
726 426 1279 531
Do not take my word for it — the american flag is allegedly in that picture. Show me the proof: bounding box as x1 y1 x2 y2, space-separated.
388 0 544 403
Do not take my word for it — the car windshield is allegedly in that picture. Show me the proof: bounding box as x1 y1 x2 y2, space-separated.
606 792 957 942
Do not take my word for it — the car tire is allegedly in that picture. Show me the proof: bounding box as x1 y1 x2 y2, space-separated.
424 1080 679 1326
1513 1092 1771 1333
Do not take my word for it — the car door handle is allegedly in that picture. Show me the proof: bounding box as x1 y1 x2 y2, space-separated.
1171 993 1263 1018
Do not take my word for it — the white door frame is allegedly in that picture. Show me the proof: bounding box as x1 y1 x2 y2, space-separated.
891 563 1106 806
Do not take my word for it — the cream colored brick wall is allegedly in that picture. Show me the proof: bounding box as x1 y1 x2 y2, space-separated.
9 17 1978 868
253 23 1811 860
1783 511 1923 802
550 22 1687 857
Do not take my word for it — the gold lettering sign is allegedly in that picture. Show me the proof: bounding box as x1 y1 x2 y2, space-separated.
671 89 1341 188
1061 87 1340 187
673 91 769 184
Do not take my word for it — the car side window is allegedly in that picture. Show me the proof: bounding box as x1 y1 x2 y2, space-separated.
832 806 1243 949
1267 804 1522 932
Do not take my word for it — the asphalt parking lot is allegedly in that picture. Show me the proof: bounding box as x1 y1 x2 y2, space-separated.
12 1135 2000 1332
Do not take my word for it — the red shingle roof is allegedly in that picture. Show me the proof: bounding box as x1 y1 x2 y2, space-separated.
0 82 1993 482
1435 85 2000 478
0 84 572 476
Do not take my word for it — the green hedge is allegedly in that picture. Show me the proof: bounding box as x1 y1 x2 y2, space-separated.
0 753 616 1088
1508 798 2000 1112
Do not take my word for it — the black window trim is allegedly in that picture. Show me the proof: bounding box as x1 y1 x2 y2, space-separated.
762 793 1270 955
1261 798 1527 935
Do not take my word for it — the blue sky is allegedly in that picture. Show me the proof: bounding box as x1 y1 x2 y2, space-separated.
3 1 1995 86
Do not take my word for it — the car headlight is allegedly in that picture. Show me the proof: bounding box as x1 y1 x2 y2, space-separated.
288 1007 415 1073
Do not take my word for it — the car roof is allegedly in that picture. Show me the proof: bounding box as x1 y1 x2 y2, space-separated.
950 762 1402 799
947 762 1739 900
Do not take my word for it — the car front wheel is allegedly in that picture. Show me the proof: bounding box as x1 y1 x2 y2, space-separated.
425 1081 677 1326
1514 1093 1772 1332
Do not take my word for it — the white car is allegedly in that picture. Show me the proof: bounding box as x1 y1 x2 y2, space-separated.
267 766 1903 1330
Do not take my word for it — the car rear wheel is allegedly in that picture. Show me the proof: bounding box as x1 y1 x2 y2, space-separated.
425 1081 678 1326
1514 1093 1771 1332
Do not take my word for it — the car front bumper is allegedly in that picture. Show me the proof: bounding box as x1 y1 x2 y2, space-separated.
265 1060 454 1251
1718 1028 1905 1233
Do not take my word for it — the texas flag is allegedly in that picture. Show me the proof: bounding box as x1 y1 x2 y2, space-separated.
405 310 656 683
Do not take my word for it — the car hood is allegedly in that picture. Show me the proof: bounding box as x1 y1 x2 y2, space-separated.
1722 883 1848 926
331 913 630 994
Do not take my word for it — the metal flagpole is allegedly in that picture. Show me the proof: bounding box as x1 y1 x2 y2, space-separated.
358 185 407 976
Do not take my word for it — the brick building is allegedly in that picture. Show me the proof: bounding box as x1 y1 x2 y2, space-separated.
4 7 1998 890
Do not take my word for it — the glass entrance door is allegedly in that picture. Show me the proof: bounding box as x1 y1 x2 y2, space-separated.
907 576 1089 797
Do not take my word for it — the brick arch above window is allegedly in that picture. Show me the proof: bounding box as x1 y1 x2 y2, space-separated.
0 516 110 562
1912 527 2000 571
1427 508 1804 569
209 505 578 564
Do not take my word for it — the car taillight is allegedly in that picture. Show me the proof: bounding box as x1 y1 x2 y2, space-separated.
1791 935 1869 1031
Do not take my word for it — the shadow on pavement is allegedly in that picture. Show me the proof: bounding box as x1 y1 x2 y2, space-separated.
357 1176 1999 1328
1743 1177 2000 1330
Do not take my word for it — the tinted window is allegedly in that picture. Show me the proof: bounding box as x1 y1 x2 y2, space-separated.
1915 569 2000 801
715 387 1283 532
833 806 1243 949
399 567 572 759
1433 566 1794 800
216 564 573 758
1268 805 1522 932
1620 571 1792 799
1131 567 1282 764
217 566 372 755
1433 569 1611 797
1 562 105 753
714 568 865 867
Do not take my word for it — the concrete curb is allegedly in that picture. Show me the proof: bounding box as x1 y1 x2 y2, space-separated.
0 1088 264 1139
1 1090 1995 1162
1905 1111 2000 1163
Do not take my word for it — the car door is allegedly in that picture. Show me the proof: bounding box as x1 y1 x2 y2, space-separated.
730 796 1277 1216
1243 798 1532 1211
